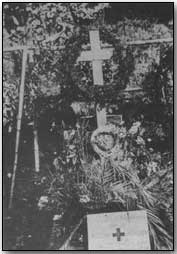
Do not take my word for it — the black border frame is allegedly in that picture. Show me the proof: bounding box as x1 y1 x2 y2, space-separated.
2 2 175 251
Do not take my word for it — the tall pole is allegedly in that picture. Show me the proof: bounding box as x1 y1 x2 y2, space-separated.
8 48 28 209
33 128 40 172
33 107 40 173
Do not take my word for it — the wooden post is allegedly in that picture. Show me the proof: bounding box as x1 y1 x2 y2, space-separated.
96 104 107 128
33 104 40 173
78 30 113 127
33 120 40 173
8 48 28 209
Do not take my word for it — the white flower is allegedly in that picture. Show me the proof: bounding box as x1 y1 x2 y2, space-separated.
119 127 126 138
79 195 90 203
136 136 145 145
129 126 138 135
60 175 65 183
133 121 141 128
37 196 48 210
128 121 141 135
41 176 46 183
70 129 76 137
53 214 62 221
108 108 113 114
147 161 158 176
76 122 80 129
64 130 69 140
119 121 125 126
139 127 145 136
53 158 60 170
7 173 12 178
69 145 76 150
39 196 48 203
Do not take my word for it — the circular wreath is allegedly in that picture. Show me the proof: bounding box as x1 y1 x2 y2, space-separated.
61 25 135 103
91 125 120 158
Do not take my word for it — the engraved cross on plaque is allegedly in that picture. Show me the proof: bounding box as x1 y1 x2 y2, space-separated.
78 30 113 127
112 228 125 241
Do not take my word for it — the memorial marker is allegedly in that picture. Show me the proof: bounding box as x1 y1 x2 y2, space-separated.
78 30 113 127
87 210 150 250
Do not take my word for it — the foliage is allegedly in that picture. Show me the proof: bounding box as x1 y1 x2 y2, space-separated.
3 3 109 44
3 80 18 127
40 119 173 250
3 4 173 250
3 3 109 127
142 44 173 109
3 2 173 127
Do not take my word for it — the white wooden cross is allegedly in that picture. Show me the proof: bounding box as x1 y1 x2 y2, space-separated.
78 30 113 127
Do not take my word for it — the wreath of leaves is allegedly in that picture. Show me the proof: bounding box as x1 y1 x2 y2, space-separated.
60 25 135 104
91 125 120 158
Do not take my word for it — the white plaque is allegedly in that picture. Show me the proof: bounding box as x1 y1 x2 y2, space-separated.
87 210 150 250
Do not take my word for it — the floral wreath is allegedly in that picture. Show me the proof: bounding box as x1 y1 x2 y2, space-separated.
91 124 121 158
62 26 135 103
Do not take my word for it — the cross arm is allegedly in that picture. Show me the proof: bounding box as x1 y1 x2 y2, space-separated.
77 48 113 62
